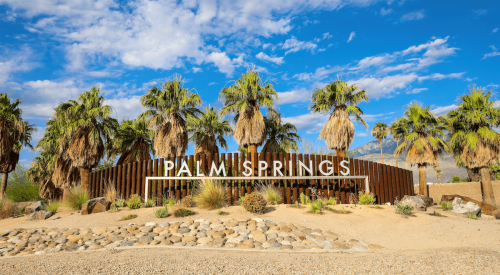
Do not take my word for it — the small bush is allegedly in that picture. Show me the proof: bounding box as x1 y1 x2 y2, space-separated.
66 185 89 210
217 210 223 215
174 208 194 217
194 178 227 210
155 207 169 218
259 184 281 205
116 199 126 208
432 211 441 216
44 201 60 213
162 196 176 207
325 198 337 206
237 194 247 206
300 193 311 205
435 198 441 205
144 198 155 208
109 203 120 212
127 194 142 210
0 198 16 219
358 191 376 205
467 212 478 220
394 198 413 216
103 183 117 203
181 196 196 207
441 201 453 211
121 214 137 220
309 199 324 214
243 192 267 214
17 209 25 217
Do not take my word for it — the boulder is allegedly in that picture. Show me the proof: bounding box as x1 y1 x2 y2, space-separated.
451 197 481 217
25 201 48 215
27 210 54 221
441 195 496 216
81 197 111 215
399 195 426 211
415 194 433 207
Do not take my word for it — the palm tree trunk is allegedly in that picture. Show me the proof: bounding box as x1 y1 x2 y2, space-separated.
379 140 384 164
395 140 399 167
248 144 257 176
418 164 427 196
80 168 90 192
62 188 70 202
337 149 346 157
480 166 496 203
0 172 8 200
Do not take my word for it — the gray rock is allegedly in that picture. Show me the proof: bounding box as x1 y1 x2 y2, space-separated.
28 210 54 221
159 222 170 228
51 216 61 220
178 228 190 234
81 197 111 214
139 236 154 244
452 197 481 217
272 242 282 247
120 241 135 247
261 225 269 232
25 201 48 215
399 195 426 211
0 231 10 237
415 194 433 207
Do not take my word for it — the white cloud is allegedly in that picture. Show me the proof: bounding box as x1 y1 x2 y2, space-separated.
400 10 425 22
356 133 368 137
380 8 392 16
255 52 284 65
105 96 144 121
431 104 458 116
192 67 203 73
418 72 465 81
282 36 317 55
208 82 218 85
407 88 428 94
354 73 419 98
322 32 332 39
282 112 329 133
277 88 310 104
0 47 36 85
347 31 356 43
482 45 500 59
492 28 498 33
473 9 488 17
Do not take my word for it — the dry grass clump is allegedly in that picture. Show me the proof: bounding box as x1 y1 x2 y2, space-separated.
121 214 137 220
103 183 117 203
181 196 196 207
194 178 227 209
243 192 267 214
66 185 89 210
127 194 142 209
259 184 280 205
0 198 16 219
44 201 60 213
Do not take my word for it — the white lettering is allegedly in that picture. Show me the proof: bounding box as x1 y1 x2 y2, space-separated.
196 161 204 176
319 160 333 176
210 161 226 176
298 160 313 176
176 160 192 177
165 161 174 174
340 160 350 176
258 161 268 176
242 161 252 176
273 161 283 177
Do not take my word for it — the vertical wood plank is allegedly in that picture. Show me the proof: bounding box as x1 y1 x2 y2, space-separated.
292 153 297 203
116 166 122 198
176 156 182 201
247 153 252 195
188 155 194 196
136 161 142 199
131 162 137 197
304 154 311 200
240 153 246 198
97 170 102 198
391 166 397 204
401 168 408 197
285 153 291 204
279 153 285 204
298 154 304 199
121 164 127 199
227 153 232 205
157 159 163 202
152 159 158 201
377 163 385 203
141 160 147 201
89 171 94 199
113 166 118 195
233 153 239 203
319 155 327 199
182 156 188 200
384 164 391 204
168 157 175 199
125 163 131 199
365 161 374 196
104 168 109 194
146 160 152 200
332 156 338 201
372 162 381 204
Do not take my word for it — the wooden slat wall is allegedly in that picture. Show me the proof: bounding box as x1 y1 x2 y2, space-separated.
89 154 414 204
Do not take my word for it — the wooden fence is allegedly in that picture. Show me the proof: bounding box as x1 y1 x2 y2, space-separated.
89 153 414 205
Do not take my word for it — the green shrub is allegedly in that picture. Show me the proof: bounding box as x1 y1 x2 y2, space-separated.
0 198 16 219
174 208 194 217
433 211 441 216
395 204 413 216
155 207 169 218
358 191 376 205
259 184 281 205
144 198 155 208
181 196 196 207
44 201 60 213
67 185 89 210
109 203 120 212
217 210 223 215
300 193 310 205
435 198 441 205
325 198 337 206
237 194 247 206
127 195 142 209
121 214 137 220
309 199 324 214
452 176 468 183
162 196 176 207
243 192 267 214
467 212 478 220
4 165 42 202
116 199 126 208
194 178 227 209
441 201 453 211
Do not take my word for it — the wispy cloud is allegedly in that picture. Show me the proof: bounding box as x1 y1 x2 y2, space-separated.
282 36 317 55
347 31 356 43
482 45 500 59
380 8 392 16
431 104 458 116
492 28 498 33
323 32 333 39
255 52 284 65
400 10 425 22
407 88 428 94
473 9 488 17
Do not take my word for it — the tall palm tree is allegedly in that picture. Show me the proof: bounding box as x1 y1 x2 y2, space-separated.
447 86 500 203
395 102 448 197
0 94 36 199
219 68 277 171
371 122 389 164
187 106 232 156
59 86 118 195
261 111 301 153
390 118 405 167
109 117 155 166
141 75 202 159
310 76 369 157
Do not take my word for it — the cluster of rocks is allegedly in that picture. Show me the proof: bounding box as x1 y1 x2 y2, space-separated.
81 197 111 215
25 201 54 221
0 218 381 257
451 197 481 217
399 194 434 211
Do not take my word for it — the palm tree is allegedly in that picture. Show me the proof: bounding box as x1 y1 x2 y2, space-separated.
390 118 405 167
58 86 118 195
261 111 301 153
310 76 369 157
109 117 155 166
395 102 448 197
436 170 442 184
0 94 36 199
219 68 277 172
187 106 232 156
371 122 389 164
141 75 202 159
447 86 500 203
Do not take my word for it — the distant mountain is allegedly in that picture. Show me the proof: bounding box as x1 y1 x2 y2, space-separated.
350 139 398 158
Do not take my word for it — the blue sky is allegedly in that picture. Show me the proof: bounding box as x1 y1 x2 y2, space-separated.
0 0 498 165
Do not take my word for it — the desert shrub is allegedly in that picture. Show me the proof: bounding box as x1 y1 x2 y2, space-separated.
259 184 281 205
300 193 310 205
0 198 16 219
103 183 117 203
116 199 126 208
325 198 337 206
144 198 155 208
309 199 324 214
452 176 468 183
181 196 196 207
194 178 227 209
163 196 176 206
127 195 142 209
121 214 137 220
394 198 413 216
4 165 42 202
17 209 25 217
435 198 441 205
109 203 120 212
217 210 223 215
237 194 247 206
243 192 267 214
174 208 194 217
358 191 376 205
155 207 169 218
432 211 441 216
44 201 60 213
441 201 453 211
67 185 89 210
467 212 478 220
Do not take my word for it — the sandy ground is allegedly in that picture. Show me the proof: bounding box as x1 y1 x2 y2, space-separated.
1 204 500 274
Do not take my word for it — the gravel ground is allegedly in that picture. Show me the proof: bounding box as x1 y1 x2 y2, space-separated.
1 247 499 274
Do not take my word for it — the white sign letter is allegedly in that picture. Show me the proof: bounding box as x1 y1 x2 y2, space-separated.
340 160 350 176
298 160 313 176
242 161 252 176
210 161 226 176
165 161 174 174
273 161 283 177
258 161 268 176
196 161 204 176
177 160 192 177
319 160 333 176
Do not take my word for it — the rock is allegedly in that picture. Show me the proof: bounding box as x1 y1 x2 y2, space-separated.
451 197 482 217
253 234 267 243
368 244 384 249
441 195 497 216
182 236 197 243
51 216 61 220
120 241 135 247
25 201 48 215
145 222 157 227
399 195 426 211
34 251 46 255
139 236 154 244
237 243 255 249
272 242 282 247
81 197 111 215
415 194 433 207
28 210 54 221
169 236 182 243
178 228 190 234
197 237 213 244
281 245 293 250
